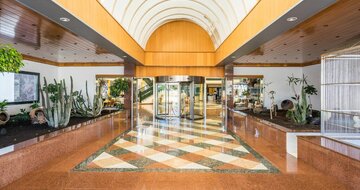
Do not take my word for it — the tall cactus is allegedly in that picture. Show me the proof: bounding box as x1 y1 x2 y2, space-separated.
40 77 74 128
72 81 103 117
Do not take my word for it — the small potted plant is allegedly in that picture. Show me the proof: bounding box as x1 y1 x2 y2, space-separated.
110 78 129 110
29 102 47 125
0 44 24 73
0 100 10 125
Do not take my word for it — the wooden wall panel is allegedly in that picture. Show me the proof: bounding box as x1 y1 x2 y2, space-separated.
136 66 224 77
215 0 301 64
145 52 214 66
54 0 144 63
145 21 215 66
146 21 214 52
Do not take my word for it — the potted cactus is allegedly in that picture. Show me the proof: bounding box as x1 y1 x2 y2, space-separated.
40 77 75 128
72 81 104 117
0 100 10 125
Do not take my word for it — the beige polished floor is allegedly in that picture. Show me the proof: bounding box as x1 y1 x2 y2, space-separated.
3 105 350 190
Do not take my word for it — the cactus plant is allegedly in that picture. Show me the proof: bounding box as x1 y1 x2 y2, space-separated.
72 81 104 117
40 77 74 128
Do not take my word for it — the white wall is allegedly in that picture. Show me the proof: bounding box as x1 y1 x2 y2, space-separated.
302 64 321 110
234 66 321 110
58 66 124 102
6 61 124 115
7 60 59 115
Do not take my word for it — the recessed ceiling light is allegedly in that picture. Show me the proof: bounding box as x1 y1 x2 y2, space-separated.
60 17 70 22
231 56 236 59
123 55 127 58
286 17 298 22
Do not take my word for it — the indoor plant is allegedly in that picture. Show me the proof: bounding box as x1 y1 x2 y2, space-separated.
0 44 24 73
0 100 10 125
286 74 318 125
110 78 129 109
110 78 129 97
40 77 75 128
72 81 104 117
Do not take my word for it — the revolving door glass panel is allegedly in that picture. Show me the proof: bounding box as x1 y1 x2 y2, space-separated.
156 83 180 118
193 83 204 120
180 83 191 118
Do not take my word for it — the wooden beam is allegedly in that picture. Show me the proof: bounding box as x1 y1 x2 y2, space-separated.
52 0 144 64
216 0 336 66
135 66 224 77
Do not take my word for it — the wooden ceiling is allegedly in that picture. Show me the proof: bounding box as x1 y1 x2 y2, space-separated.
0 0 122 64
235 0 360 64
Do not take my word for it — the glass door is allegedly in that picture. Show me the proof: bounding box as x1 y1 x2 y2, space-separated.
156 83 180 118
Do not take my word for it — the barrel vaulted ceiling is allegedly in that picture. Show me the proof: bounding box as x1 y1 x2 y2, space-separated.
99 0 258 49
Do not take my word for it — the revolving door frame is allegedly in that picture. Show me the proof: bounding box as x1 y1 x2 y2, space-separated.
155 76 205 120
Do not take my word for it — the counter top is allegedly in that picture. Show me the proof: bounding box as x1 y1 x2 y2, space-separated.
232 109 321 133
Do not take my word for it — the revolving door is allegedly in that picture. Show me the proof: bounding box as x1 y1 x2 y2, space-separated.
155 76 205 120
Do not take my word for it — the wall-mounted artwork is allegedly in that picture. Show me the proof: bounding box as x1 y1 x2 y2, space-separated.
0 71 40 104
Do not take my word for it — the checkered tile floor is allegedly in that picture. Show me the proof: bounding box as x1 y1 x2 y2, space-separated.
74 119 278 173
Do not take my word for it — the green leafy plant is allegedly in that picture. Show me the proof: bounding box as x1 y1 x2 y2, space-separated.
0 44 24 73
40 77 75 128
72 81 104 117
286 75 318 125
110 78 129 97
11 109 30 123
0 100 8 111
30 102 40 109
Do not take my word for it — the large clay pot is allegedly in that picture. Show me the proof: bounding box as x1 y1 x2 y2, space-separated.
29 107 47 124
0 111 10 125
281 99 294 110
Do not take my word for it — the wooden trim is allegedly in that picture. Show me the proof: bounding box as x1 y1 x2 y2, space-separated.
234 60 321 67
22 54 58 66
22 54 124 67
96 74 124 79
145 51 215 53
233 75 264 79
58 62 124 67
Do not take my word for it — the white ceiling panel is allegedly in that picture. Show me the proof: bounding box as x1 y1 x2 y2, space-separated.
99 0 257 49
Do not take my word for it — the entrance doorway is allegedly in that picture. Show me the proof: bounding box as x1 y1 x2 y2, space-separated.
154 76 205 120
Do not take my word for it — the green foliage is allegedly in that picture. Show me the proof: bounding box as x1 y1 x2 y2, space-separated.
0 44 24 73
40 77 75 128
304 85 318 95
241 89 250 97
11 109 30 123
110 78 129 97
30 102 40 109
0 100 8 111
286 74 317 125
72 81 104 117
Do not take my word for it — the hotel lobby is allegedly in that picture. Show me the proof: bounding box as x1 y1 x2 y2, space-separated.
0 0 359 189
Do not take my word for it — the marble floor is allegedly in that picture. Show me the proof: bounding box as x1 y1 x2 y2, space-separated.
74 118 277 173
3 105 351 189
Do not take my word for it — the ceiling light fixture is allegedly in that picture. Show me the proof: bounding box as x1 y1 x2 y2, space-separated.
60 17 70 22
231 56 236 59
286 17 298 22
123 55 127 58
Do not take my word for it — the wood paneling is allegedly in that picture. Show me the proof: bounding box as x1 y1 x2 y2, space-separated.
0 0 122 64
54 0 144 64
145 52 214 67
145 21 215 66
235 0 360 64
146 21 214 52
22 55 124 67
135 66 224 77
216 0 301 64
234 60 320 67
